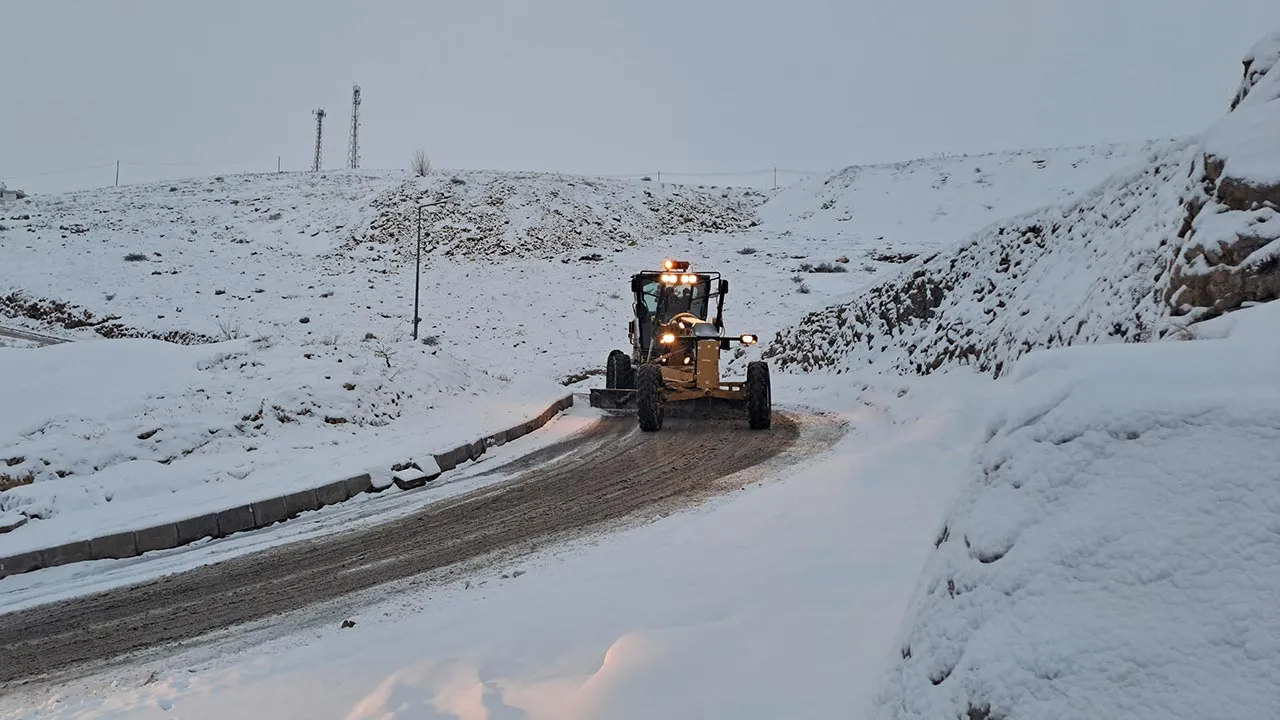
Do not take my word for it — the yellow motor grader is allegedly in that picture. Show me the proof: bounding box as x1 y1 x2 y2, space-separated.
589 258 772 431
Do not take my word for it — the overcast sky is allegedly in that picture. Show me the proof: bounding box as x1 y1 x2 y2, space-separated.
4 0 1279 194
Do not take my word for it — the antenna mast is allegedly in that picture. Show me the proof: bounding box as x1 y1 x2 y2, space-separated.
348 85 361 170
312 108 326 172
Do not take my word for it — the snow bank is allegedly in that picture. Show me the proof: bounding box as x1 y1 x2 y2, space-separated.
872 301 1280 720
762 141 1196 377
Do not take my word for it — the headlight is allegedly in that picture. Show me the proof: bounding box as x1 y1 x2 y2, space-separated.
680 274 697 284
660 332 676 344
660 273 678 284
740 334 757 344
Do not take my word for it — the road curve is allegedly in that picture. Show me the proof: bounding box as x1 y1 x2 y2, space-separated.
0 411 804 687
0 325 66 347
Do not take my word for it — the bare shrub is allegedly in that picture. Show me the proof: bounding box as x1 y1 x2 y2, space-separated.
372 339 397 367
217 317 243 341
411 149 432 177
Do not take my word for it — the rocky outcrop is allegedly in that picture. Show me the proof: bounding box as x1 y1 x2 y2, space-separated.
1165 30 1280 321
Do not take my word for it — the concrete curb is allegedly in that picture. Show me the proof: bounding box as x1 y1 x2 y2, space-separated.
0 394 574 580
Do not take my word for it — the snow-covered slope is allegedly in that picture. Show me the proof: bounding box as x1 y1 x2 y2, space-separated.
763 30 1280 380
362 171 763 260
872 300 1280 720
756 141 1171 264
762 140 1196 377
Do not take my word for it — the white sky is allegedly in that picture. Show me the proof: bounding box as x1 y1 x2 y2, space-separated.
3 0 1279 194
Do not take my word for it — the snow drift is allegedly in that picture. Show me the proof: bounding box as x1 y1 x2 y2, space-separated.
871 300 1280 720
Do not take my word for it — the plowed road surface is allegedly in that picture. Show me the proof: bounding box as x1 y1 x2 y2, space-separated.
0 412 808 687
0 326 65 347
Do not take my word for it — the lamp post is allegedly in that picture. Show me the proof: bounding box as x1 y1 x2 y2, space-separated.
413 197 450 340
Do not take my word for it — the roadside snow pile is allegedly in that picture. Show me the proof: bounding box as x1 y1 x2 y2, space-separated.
763 140 1197 377
1165 28 1280 320
873 300 1280 720
0 335 562 552
358 171 764 261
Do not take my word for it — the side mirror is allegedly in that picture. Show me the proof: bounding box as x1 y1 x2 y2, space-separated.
720 279 729 295
631 276 645 293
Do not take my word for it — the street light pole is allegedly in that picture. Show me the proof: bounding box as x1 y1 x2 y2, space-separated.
412 196 451 341
413 205 423 340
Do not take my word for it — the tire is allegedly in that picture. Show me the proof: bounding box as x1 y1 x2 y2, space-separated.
606 350 629 389
636 363 665 432
745 361 771 430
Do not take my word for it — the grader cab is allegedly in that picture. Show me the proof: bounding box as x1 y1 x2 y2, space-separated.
589 258 772 431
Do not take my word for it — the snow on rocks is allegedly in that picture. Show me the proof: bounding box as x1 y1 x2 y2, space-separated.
1229 27 1280 110
762 140 1196 377
1166 27 1280 321
872 301 1280 720
359 171 764 261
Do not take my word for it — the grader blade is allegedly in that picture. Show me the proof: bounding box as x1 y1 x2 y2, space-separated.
589 388 636 410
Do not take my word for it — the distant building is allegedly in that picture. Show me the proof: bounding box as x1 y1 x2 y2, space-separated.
0 187 27 201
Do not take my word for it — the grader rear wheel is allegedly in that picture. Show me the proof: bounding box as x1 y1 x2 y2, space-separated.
636 363 665 432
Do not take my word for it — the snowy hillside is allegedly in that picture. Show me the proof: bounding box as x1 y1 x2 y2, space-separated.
756 141 1170 265
764 31 1280 380
362 171 763 260
863 28 1280 720
762 139 1196 377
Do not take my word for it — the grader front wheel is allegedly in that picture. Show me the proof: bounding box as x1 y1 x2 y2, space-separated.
606 350 633 390
746 360 772 430
636 363 665 431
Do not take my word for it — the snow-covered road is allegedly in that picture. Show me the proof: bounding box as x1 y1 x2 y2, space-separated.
0 406 827 687
0 325 66 347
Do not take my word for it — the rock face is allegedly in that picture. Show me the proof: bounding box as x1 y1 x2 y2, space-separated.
1164 30 1280 321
